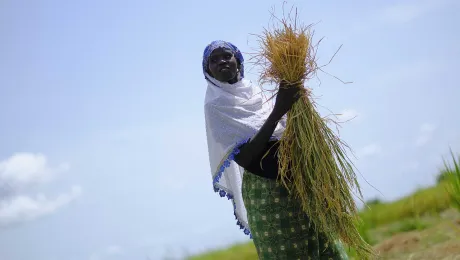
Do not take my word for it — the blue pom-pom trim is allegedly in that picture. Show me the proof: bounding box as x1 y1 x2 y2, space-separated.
212 137 252 237
212 136 278 238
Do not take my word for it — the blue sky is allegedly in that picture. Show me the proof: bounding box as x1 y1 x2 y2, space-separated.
0 0 459 259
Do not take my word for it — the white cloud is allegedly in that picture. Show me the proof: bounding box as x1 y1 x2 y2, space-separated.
0 153 69 187
0 186 81 227
0 182 14 199
357 143 382 158
336 109 359 122
0 153 80 228
415 123 437 147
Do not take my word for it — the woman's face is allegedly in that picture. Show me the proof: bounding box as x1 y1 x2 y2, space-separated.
208 47 240 83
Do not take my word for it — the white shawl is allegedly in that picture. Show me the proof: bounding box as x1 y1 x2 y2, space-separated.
204 73 286 236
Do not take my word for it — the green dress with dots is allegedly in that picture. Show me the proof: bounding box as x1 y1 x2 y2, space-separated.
242 171 349 260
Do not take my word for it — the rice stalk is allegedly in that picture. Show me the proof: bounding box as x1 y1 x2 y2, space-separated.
250 6 376 259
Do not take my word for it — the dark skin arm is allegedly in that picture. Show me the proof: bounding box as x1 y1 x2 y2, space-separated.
234 82 302 169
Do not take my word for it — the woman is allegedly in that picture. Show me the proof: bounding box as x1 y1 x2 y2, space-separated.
203 40 348 259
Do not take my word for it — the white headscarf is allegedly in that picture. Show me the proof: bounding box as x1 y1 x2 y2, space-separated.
203 41 286 236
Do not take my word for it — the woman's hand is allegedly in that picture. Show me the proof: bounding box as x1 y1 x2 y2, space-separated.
271 81 303 120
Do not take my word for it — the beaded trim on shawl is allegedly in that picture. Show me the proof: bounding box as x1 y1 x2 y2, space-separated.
211 137 252 236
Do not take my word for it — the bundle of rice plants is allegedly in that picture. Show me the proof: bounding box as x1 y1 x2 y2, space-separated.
250 7 375 259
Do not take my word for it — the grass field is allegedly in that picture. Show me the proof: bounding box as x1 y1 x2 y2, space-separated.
189 154 460 259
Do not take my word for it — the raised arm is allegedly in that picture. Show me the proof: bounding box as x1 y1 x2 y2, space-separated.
234 82 301 169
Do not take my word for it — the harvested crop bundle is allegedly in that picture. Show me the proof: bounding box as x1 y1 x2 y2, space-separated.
251 8 376 259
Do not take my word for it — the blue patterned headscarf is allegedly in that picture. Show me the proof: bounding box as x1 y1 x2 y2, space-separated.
202 40 245 79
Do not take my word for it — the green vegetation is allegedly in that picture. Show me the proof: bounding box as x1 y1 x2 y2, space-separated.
359 183 451 229
189 151 460 259
443 149 460 211
188 244 258 260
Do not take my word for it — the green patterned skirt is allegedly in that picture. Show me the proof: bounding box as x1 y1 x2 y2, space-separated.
242 171 349 260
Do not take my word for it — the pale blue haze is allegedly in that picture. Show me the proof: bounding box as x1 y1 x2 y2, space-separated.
0 0 459 259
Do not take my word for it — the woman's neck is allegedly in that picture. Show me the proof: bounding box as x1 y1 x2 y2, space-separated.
227 74 240 84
